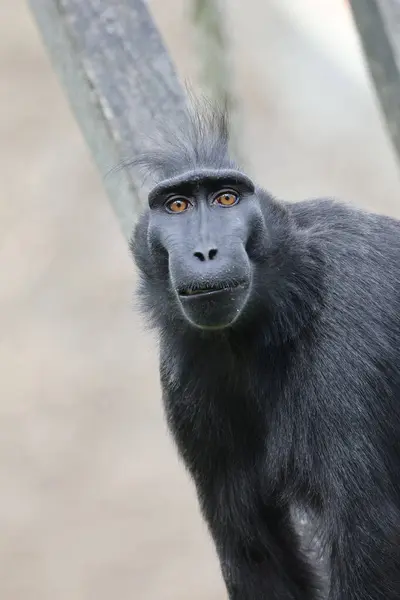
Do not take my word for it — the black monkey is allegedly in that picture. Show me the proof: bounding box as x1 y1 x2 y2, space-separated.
130 105 400 599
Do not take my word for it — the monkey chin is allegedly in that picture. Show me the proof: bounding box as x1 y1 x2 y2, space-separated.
177 284 250 331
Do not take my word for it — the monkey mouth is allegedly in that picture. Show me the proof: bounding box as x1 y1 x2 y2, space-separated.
178 281 248 298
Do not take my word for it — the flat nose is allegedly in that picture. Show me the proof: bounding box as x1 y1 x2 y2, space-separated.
193 248 218 262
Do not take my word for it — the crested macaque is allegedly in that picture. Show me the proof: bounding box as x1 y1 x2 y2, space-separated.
130 105 400 599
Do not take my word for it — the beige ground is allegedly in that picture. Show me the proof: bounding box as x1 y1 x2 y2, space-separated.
1 1 400 599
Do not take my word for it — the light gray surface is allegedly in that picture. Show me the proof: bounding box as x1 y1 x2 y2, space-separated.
2 1 400 598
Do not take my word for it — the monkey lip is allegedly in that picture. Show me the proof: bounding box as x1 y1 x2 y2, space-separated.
178 281 248 299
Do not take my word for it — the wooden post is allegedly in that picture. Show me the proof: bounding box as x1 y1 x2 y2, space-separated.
28 0 188 240
349 0 400 165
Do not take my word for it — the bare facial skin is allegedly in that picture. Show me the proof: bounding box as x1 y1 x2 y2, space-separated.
146 169 260 330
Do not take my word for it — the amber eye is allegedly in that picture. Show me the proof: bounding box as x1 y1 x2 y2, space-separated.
166 198 190 213
214 191 239 207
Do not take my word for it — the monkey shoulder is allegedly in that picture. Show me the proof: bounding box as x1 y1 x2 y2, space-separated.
290 198 400 327
289 197 400 243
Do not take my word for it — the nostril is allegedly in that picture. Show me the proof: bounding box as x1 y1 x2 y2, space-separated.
193 249 218 261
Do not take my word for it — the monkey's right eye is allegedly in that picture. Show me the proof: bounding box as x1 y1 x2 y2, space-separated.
165 198 190 213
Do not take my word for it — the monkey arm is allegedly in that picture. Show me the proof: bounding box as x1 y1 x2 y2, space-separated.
161 369 320 600
327 492 400 600
203 499 320 600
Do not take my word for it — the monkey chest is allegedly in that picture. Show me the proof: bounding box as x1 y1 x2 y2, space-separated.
165 384 314 504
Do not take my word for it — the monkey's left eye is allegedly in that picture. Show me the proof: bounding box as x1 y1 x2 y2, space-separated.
214 191 239 207
165 198 190 213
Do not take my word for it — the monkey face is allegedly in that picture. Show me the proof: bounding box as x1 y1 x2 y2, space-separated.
145 169 266 330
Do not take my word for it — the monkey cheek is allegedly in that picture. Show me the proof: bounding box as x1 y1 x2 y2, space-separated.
177 287 250 330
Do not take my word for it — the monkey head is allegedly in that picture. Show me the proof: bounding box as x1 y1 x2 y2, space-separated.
130 105 321 337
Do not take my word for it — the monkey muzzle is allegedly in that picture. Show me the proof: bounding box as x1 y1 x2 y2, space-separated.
175 279 250 330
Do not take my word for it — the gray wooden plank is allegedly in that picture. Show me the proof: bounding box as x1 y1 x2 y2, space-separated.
349 0 400 164
28 0 187 240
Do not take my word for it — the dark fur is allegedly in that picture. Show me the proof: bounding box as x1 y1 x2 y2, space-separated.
130 105 400 599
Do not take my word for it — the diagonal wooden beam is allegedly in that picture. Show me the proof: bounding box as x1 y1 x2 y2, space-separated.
348 0 400 165
28 0 187 240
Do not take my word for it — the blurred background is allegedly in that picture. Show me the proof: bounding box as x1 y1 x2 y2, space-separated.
1 1 400 598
